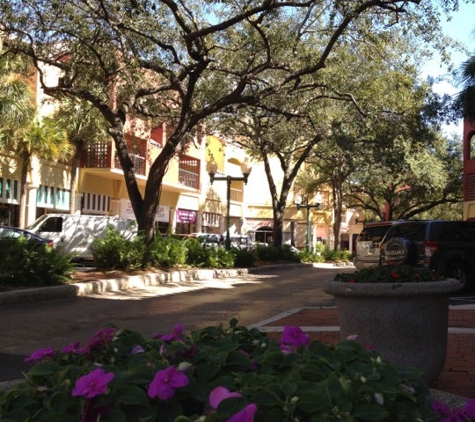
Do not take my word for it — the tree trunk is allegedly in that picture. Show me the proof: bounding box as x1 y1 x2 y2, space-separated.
18 152 30 228
69 143 83 215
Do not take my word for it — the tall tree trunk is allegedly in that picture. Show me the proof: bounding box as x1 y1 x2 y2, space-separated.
69 142 83 215
18 151 30 228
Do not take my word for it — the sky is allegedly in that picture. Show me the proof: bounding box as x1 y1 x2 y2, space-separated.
423 1 475 134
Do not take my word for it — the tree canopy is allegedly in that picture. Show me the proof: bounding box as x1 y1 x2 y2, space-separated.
0 0 464 242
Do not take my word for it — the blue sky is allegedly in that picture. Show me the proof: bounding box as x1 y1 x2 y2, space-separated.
423 1 474 134
425 1 475 92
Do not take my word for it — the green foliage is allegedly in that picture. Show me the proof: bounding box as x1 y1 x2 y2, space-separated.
233 248 258 268
149 235 188 268
0 237 74 288
299 250 325 264
321 246 352 262
90 227 147 270
253 244 301 263
0 320 440 421
91 229 237 270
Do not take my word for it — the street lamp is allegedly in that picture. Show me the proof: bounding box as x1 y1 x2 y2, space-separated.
206 157 252 250
294 195 321 252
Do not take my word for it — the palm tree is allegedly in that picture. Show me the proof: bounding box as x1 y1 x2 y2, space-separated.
52 98 109 213
5 115 72 227
1 58 72 227
457 54 475 121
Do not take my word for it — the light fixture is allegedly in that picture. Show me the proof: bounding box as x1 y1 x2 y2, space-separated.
294 194 321 252
207 157 252 249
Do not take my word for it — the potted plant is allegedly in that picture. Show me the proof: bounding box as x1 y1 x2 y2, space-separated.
0 319 443 421
323 264 462 385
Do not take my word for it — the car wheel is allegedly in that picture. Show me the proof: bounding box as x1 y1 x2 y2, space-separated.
445 262 470 293
381 237 415 266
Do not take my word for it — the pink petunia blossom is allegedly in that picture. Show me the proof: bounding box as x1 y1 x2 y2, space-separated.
86 327 118 350
462 399 475 418
280 326 309 351
154 324 184 341
61 342 81 354
227 403 258 422
131 345 145 354
71 367 115 399
209 386 243 409
24 347 55 362
148 366 189 400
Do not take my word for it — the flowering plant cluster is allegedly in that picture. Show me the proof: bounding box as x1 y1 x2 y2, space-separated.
0 319 442 421
432 398 475 422
334 264 444 284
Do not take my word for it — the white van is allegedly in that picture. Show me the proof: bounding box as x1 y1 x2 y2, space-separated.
27 214 137 262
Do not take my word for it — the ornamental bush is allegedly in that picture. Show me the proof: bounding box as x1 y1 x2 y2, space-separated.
0 320 441 421
0 237 74 288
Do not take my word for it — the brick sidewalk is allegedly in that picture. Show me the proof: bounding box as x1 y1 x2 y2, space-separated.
256 308 475 399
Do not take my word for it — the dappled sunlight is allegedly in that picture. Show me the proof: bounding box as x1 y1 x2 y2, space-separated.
83 275 272 301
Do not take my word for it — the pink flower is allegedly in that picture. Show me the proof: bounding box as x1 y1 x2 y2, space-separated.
24 347 55 362
227 403 258 422
154 325 184 341
71 367 115 399
87 327 118 349
280 326 309 351
61 342 81 353
463 399 475 418
131 345 145 354
209 386 242 409
148 366 189 400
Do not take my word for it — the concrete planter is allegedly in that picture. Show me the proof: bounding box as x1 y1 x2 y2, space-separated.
323 279 462 384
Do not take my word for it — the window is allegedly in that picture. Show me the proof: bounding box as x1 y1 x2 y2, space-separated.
37 185 70 210
0 177 19 203
82 192 110 215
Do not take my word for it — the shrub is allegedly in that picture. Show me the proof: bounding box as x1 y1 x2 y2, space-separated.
181 237 208 268
252 244 301 263
149 235 188 268
0 320 440 421
233 248 258 268
90 227 146 270
0 237 74 288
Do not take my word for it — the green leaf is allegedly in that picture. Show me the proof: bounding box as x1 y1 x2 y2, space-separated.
28 362 61 376
115 385 149 406
44 412 78 422
250 390 281 407
49 391 71 412
353 404 389 421
101 408 127 422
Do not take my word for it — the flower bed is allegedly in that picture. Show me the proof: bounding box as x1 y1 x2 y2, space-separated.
0 320 448 421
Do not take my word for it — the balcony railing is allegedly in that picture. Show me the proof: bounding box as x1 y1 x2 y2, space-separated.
114 153 146 176
81 143 146 176
179 168 199 189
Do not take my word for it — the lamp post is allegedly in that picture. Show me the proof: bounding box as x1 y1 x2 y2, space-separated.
294 195 321 252
206 157 252 250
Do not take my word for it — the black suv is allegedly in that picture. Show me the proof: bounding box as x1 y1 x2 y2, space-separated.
380 220 475 292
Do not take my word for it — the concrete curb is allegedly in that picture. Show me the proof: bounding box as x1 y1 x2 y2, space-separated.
0 263 311 305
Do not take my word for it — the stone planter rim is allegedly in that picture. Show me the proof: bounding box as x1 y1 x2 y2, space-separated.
323 278 462 298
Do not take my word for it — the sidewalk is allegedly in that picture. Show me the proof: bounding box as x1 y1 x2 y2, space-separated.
249 305 475 400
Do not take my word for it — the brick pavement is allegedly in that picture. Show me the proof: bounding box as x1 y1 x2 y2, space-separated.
254 307 475 399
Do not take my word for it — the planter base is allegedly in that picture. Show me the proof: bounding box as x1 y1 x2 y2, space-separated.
323 279 462 384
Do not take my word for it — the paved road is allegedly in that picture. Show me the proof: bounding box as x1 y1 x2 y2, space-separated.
0 264 347 382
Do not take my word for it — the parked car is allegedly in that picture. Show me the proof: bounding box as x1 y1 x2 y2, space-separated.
380 220 475 292
353 221 397 269
0 226 53 248
190 233 221 248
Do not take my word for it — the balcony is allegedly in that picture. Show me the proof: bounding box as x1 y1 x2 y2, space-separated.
81 143 145 176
